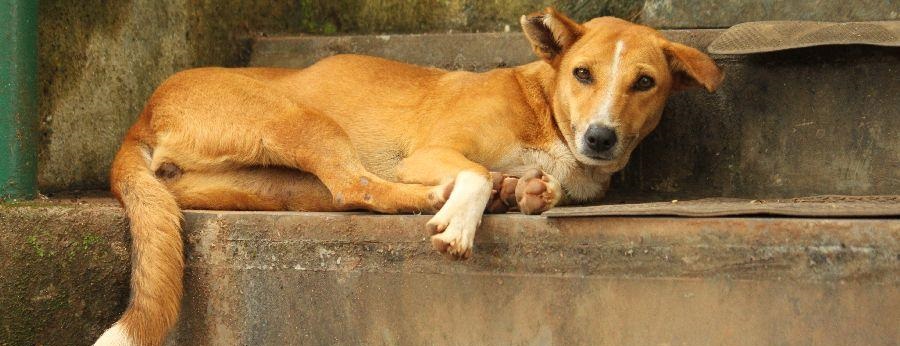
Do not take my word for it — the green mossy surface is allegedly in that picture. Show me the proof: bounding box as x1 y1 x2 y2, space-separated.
0 203 129 345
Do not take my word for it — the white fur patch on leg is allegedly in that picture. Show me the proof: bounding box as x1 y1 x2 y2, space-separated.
94 323 133 346
427 171 492 259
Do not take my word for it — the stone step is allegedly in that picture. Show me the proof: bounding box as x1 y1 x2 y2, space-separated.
2 200 898 344
249 31 899 201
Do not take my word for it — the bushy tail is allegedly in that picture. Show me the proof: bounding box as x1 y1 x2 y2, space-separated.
95 136 183 346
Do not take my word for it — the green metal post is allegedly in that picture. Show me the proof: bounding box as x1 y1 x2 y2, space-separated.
0 0 39 200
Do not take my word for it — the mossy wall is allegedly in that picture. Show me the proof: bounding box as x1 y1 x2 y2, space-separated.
36 0 640 192
0 203 130 345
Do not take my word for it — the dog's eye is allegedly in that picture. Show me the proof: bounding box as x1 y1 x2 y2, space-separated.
632 75 655 91
573 67 592 84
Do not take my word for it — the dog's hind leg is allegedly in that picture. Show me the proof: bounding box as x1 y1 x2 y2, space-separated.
161 166 340 212
148 70 448 214
254 111 450 214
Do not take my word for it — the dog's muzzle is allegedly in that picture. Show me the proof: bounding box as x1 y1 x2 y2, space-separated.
581 124 618 160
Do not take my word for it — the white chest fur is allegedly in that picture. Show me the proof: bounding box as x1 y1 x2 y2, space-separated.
491 141 610 203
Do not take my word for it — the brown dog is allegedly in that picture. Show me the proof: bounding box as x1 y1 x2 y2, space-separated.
95 8 722 345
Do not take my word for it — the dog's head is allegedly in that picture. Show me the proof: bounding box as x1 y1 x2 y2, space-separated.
521 8 723 172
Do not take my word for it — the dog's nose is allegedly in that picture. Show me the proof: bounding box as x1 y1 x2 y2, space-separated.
584 125 617 155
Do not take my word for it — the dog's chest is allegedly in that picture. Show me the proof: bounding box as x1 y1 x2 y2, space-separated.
491 142 608 202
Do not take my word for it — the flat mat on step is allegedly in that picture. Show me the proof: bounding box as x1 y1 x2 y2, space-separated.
545 195 900 218
708 21 900 54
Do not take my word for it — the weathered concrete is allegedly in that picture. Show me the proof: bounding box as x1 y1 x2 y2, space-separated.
251 30 725 71
641 0 900 28
3 201 897 344
252 33 538 72
0 200 128 345
250 31 900 201
616 44 900 200
37 1 315 191
171 211 898 345
282 0 643 35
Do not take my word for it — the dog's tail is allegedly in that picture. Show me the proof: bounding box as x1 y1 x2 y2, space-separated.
95 134 183 346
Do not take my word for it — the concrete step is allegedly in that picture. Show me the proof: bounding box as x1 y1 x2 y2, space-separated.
2 200 898 344
249 30 900 201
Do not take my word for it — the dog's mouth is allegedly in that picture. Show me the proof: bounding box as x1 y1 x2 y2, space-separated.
571 133 640 170
582 152 615 161
577 152 620 167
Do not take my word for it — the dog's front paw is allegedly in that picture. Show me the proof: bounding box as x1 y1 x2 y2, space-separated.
427 213 476 260
485 172 519 213
425 171 492 260
515 169 562 214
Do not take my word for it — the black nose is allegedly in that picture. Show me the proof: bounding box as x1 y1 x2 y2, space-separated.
584 125 618 155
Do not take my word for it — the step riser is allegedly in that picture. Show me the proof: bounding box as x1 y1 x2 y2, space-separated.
172 271 896 345
617 44 900 200
166 211 899 345
251 32 900 200
4 205 897 344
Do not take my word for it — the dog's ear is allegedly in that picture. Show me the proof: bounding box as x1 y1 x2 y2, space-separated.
664 42 724 92
520 7 584 64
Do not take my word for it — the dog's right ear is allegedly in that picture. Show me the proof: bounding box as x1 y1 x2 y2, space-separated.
520 7 584 65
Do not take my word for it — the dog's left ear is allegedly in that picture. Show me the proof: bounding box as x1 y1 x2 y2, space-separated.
664 42 724 92
520 7 585 65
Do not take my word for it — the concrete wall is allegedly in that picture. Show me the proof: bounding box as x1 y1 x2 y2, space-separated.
36 0 641 192
38 1 307 191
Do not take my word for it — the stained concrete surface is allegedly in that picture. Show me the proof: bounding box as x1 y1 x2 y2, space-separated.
2 201 898 344
37 0 313 191
0 201 128 345
173 272 898 345
170 210 898 345
613 44 900 200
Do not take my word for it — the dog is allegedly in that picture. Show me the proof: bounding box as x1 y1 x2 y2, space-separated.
95 8 722 345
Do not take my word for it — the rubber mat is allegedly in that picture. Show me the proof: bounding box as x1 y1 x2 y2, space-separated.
708 21 900 54
544 195 900 218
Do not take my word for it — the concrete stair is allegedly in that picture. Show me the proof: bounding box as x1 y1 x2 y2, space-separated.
2 29 899 345
2 200 897 345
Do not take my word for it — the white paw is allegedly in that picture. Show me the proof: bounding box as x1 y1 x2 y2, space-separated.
426 171 492 260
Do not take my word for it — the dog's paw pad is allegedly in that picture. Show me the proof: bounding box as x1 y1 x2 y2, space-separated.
485 172 519 213
515 169 560 215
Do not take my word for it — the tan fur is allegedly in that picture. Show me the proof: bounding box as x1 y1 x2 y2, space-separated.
100 8 722 345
